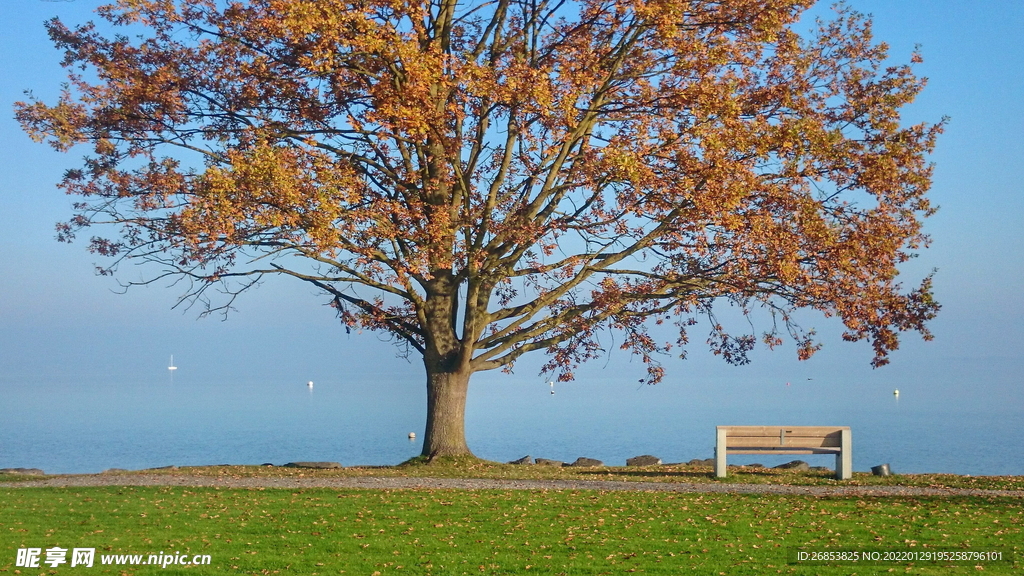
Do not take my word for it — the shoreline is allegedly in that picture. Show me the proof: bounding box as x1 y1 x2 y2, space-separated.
4 472 1023 497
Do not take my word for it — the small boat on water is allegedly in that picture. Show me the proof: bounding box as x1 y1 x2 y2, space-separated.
168 355 177 371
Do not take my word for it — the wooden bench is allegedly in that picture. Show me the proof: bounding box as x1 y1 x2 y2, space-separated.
715 426 852 480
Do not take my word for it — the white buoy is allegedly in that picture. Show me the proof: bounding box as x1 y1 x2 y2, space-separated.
549 381 555 395
893 389 899 397
307 381 314 388
408 432 416 439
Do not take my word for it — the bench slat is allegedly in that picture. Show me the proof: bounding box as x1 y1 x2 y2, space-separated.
726 448 841 455
725 435 842 448
719 425 848 437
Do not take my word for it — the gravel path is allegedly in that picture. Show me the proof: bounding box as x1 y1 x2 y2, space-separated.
3 473 1023 498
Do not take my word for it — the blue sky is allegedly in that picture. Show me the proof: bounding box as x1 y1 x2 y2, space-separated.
1 1 1022 405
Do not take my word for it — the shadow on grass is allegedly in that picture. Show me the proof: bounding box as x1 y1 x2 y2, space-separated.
576 469 715 479
574 467 840 482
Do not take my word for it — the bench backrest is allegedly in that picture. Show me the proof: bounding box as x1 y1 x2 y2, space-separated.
718 425 849 449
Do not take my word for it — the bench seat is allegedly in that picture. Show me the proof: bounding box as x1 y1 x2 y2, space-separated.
715 425 852 480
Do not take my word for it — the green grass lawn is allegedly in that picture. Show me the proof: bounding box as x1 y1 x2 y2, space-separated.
2 486 1020 575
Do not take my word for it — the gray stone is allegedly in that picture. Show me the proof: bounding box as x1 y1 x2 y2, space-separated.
626 455 662 467
810 466 832 472
0 468 45 475
569 457 603 467
743 463 765 468
508 456 533 465
535 458 563 466
101 468 129 474
145 465 178 471
283 462 342 469
773 460 810 472
687 458 715 467
261 463 275 467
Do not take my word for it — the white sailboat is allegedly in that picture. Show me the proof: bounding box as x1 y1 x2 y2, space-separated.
168 355 177 371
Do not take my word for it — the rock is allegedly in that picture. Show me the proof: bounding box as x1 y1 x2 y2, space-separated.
283 462 342 469
508 456 533 465
626 455 662 467
569 457 603 467
261 463 275 467
773 460 810 472
687 458 715 467
146 465 179 471
810 466 832 473
743 463 765 468
535 458 563 466
101 468 129 474
0 468 45 476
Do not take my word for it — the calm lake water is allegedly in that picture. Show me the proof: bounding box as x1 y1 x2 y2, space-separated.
3 366 1022 476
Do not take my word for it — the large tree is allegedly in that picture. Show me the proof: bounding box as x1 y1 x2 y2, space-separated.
18 0 941 458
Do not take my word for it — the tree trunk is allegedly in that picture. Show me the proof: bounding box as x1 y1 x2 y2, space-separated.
421 362 474 458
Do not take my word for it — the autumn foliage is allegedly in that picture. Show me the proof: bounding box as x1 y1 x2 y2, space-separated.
18 0 942 457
